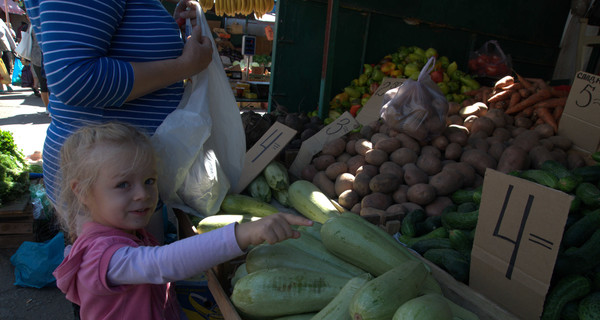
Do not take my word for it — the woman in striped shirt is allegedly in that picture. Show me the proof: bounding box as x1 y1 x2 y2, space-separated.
23 0 213 209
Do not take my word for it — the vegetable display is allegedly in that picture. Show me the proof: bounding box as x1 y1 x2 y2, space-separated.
0 129 30 206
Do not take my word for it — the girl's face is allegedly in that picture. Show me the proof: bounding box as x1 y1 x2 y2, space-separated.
82 145 159 234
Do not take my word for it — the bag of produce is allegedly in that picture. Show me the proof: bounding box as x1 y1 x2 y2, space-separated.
467 40 512 79
379 57 449 142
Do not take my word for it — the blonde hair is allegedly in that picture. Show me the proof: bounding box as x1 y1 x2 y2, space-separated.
56 122 156 243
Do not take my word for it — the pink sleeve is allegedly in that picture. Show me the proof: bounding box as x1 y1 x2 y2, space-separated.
107 223 244 285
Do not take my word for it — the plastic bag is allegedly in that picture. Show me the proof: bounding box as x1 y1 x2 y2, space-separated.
11 58 23 86
379 57 448 143
467 40 511 79
20 65 34 88
15 28 33 61
10 232 65 288
151 4 245 217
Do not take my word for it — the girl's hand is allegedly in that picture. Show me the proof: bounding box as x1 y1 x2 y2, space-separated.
235 213 313 250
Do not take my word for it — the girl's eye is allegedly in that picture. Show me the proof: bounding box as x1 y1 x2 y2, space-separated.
145 178 156 185
116 182 130 189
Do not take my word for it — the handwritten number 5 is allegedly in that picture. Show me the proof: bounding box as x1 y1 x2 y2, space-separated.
576 84 595 108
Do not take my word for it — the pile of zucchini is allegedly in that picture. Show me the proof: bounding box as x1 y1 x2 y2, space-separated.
397 156 600 320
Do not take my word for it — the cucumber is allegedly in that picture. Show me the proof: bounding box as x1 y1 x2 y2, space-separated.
572 165 600 183
410 238 453 255
196 214 260 233
415 215 443 236
541 159 583 192
321 213 421 276
398 227 449 247
520 169 559 189
555 228 600 276
220 193 279 217
424 248 470 284
231 267 350 318
457 202 479 213
311 273 372 320
349 260 429 320
576 182 600 208
579 291 600 320
401 209 426 237
288 180 340 223
561 209 600 248
442 209 479 230
263 160 290 191
451 188 478 204
247 174 272 203
392 293 453 320
560 301 579 320
541 274 591 320
449 229 474 258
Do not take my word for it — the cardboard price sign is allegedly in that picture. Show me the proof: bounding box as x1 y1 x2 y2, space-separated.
289 111 360 178
355 77 405 125
557 71 600 153
470 169 573 320
232 122 296 194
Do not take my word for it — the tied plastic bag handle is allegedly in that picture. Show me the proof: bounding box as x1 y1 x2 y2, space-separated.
417 56 436 82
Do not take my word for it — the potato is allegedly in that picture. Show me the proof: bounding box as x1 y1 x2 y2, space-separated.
351 203 361 214
401 202 424 213
365 149 389 166
312 171 336 199
529 145 554 169
425 196 454 217
448 101 462 115
444 142 463 161
359 125 375 141
379 123 390 135
550 149 567 166
313 154 336 171
353 172 372 197
346 139 357 155
386 204 407 219
359 207 385 225
396 133 421 154
511 130 540 152
460 148 497 176
392 185 409 204
390 147 418 166
338 189 360 210
496 145 530 173
514 116 533 129
429 170 464 196
462 115 477 132
406 183 437 206
370 133 391 145
447 114 464 126
375 137 402 154
459 102 488 118
547 135 573 151
533 123 555 139
325 162 348 180
443 162 476 188
403 163 429 186
361 192 393 210
335 172 355 196
355 139 373 156
538 138 554 151
379 161 404 179
444 125 469 146
488 142 506 161
346 155 366 175
492 127 512 142
322 137 347 157
470 116 495 137
355 164 379 177
416 154 442 176
420 145 442 159
336 152 352 164
301 164 318 181
369 173 401 194
511 126 527 138
567 150 586 169
483 108 506 128
431 135 449 151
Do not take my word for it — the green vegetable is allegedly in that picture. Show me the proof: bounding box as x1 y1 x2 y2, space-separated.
541 274 591 320
410 238 453 255
575 182 600 208
449 229 474 258
272 188 289 207
424 248 470 283
196 214 260 233
401 209 426 237
220 194 279 217
561 209 600 248
398 227 449 247
442 209 479 230
520 169 559 189
579 291 600 320
392 293 453 320
263 160 289 191
311 273 372 320
572 166 600 183
287 180 340 223
247 175 271 203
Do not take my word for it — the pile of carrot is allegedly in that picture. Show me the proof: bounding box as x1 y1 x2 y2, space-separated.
463 74 569 133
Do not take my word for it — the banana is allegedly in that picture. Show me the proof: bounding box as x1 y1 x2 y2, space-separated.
266 0 274 13
216 0 222 16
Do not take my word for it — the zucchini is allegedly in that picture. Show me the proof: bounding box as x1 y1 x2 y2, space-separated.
231 263 248 287
593 151 600 163
520 169 559 189
311 273 373 320
230 267 350 318
541 274 591 320
418 274 443 295
263 160 290 191
442 209 479 230
273 314 316 320
401 209 426 237
561 209 600 248
410 238 453 255
196 214 260 234
579 291 600 320
572 165 600 183
220 194 279 217
247 175 271 203
321 212 421 276
297 221 322 240
575 182 600 208
424 248 470 284
288 180 340 223
273 188 290 207
443 297 480 320
392 293 453 320
349 260 429 320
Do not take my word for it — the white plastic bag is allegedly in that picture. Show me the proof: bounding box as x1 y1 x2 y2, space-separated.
151 4 245 217
15 28 32 61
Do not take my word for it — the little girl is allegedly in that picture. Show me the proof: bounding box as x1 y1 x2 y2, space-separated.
52 122 312 320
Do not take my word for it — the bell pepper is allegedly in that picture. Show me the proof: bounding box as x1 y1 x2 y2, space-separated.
371 69 384 82
446 61 458 76
363 64 373 76
349 104 362 117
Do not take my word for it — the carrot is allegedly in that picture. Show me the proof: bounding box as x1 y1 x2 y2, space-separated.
505 88 553 114
508 91 521 109
550 87 569 97
553 105 564 121
521 106 535 117
493 75 514 92
496 100 508 110
516 73 533 90
535 107 558 133
532 97 567 109
501 82 523 91
487 89 514 104
519 88 532 99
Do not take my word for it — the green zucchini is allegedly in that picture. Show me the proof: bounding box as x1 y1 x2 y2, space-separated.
273 314 317 320
442 209 479 230
424 248 470 284
220 194 279 217
541 274 591 320
297 221 322 241
392 293 453 320
579 291 600 320
349 260 429 320
231 263 248 287
443 297 480 320
561 209 600 248
196 214 260 234
575 182 600 207
288 180 340 223
321 212 422 276
418 274 443 295
401 209 426 237
273 188 290 207
520 169 559 189
311 273 373 320
247 174 272 203
263 160 290 191
231 267 350 318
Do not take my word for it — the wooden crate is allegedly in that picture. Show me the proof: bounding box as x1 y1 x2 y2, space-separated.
0 194 34 248
175 210 519 320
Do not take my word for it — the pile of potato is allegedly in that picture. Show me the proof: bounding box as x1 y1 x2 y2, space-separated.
300 101 588 233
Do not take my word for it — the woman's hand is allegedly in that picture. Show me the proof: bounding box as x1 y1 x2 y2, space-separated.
179 23 213 76
174 0 200 26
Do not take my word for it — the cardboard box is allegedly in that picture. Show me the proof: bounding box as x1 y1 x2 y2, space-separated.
175 275 224 320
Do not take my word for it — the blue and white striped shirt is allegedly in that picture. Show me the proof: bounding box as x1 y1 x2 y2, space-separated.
24 0 185 205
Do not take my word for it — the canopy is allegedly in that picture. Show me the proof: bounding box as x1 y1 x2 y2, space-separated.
0 0 25 15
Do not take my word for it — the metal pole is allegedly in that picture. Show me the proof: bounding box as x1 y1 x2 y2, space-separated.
4 0 9 28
